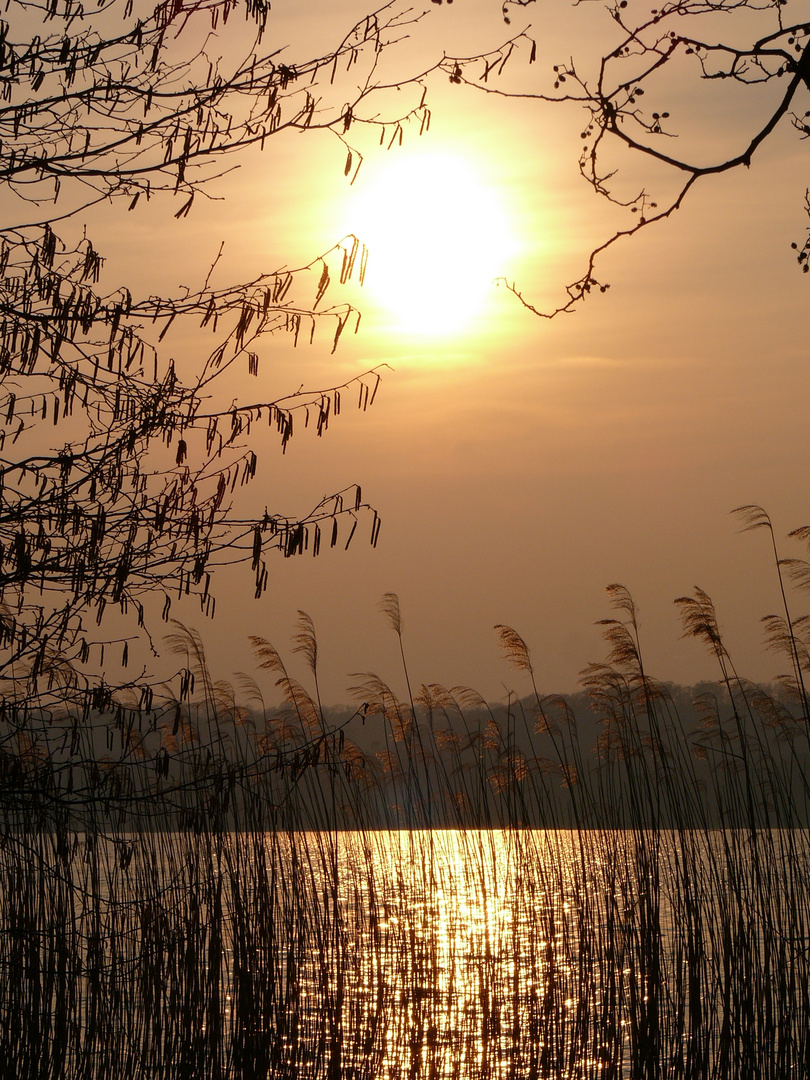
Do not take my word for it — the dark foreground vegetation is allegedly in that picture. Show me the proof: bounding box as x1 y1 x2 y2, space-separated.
2 580 810 1078
1 0 809 1068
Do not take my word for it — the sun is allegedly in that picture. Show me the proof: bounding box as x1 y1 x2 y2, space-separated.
345 150 515 338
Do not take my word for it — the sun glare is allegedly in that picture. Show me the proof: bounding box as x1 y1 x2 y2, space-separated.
346 151 515 338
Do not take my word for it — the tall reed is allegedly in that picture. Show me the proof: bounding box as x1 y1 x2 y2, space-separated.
2 578 810 1078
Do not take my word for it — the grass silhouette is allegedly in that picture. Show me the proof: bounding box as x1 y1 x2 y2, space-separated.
3 527 810 1076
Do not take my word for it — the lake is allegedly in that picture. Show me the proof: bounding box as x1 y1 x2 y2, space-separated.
1 825 808 1078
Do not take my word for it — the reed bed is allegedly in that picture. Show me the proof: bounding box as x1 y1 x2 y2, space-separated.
1 823 809 1079
2 576 810 1078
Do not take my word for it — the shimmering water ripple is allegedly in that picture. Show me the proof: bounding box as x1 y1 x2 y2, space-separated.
247 827 810 1080
2 826 808 1078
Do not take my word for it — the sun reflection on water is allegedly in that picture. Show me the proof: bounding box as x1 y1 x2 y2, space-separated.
278 829 597 1080
233 826 810 1080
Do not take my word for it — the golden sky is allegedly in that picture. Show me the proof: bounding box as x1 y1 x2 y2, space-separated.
97 0 810 702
